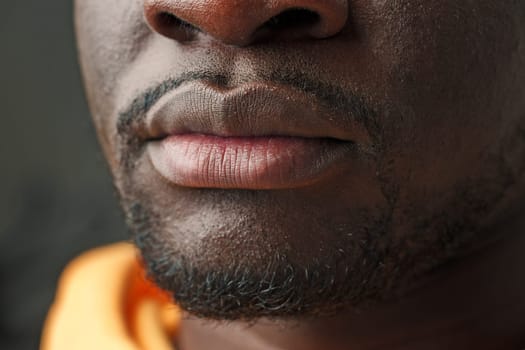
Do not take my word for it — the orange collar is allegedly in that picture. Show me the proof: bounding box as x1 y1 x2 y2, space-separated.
41 243 180 350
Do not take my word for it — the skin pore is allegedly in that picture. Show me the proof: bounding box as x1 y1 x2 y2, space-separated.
74 0 525 349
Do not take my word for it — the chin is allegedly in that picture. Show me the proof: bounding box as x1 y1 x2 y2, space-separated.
119 183 493 320
114 131 517 320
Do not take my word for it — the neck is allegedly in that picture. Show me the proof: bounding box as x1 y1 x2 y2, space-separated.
178 211 525 350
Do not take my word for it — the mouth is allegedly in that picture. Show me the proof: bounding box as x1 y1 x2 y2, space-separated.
148 134 355 189
125 79 373 189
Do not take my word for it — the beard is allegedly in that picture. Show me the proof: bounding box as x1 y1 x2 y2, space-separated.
111 69 523 321
117 168 511 321
126 196 388 320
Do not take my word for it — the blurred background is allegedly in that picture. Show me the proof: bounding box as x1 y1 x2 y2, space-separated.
0 1 128 349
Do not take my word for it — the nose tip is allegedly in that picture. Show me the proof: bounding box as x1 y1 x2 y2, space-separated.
144 0 349 46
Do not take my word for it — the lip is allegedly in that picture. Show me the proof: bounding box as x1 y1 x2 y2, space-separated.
141 81 370 189
142 81 371 143
148 134 355 189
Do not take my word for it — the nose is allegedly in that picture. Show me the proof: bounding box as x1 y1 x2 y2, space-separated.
144 0 349 46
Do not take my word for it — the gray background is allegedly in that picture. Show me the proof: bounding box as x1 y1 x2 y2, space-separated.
0 1 128 349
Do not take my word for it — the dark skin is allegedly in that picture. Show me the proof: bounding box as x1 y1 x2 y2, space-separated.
75 0 525 349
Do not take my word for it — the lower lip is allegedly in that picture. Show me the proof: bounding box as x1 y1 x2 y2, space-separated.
147 134 355 189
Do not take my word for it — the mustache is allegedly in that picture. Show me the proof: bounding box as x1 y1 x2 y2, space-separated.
116 69 381 170
116 69 381 142
117 71 224 138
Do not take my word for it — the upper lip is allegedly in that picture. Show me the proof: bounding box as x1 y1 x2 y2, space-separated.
134 80 372 144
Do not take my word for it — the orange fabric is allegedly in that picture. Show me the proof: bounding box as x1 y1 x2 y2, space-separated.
41 243 181 350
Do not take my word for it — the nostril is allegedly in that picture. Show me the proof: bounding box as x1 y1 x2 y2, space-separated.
144 0 348 45
156 12 194 30
261 8 320 32
149 11 200 41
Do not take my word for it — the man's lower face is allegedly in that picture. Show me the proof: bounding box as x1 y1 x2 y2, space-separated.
118 145 514 319
75 0 525 319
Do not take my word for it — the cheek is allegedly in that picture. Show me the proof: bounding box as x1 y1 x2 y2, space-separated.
371 0 522 186
75 0 150 168
75 0 148 91
75 0 150 123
